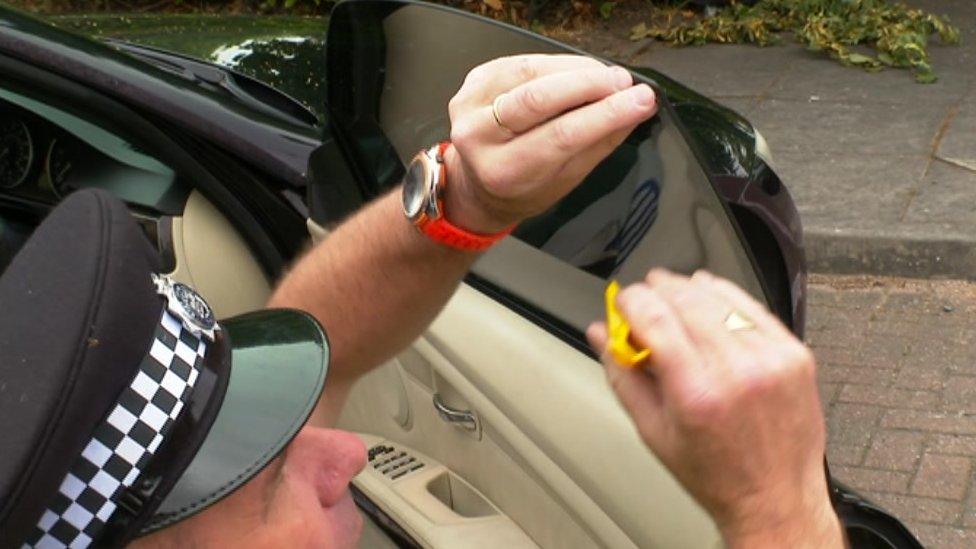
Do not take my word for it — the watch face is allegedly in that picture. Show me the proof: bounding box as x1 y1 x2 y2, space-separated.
402 156 428 219
172 282 216 332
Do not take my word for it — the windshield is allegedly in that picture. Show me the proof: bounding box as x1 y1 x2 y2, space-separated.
46 14 329 120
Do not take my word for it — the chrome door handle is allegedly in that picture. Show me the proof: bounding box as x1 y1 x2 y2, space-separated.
432 393 478 432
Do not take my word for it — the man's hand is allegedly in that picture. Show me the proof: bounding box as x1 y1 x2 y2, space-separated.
442 54 657 233
588 270 844 548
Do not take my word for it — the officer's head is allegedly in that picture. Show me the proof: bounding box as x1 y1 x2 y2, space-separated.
0 190 365 548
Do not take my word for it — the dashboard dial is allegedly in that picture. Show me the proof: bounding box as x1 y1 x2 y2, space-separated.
0 119 34 189
47 139 75 197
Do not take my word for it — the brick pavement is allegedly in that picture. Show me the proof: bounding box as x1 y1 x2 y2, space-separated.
809 274 976 548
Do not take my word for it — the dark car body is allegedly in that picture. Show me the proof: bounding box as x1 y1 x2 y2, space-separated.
0 1 918 546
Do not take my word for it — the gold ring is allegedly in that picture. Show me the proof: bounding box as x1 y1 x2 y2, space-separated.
492 94 513 133
724 310 756 332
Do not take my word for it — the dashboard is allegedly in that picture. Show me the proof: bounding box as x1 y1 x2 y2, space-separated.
0 96 190 275
0 107 85 202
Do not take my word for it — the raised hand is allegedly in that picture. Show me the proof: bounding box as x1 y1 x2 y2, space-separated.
588 270 845 548
442 54 658 233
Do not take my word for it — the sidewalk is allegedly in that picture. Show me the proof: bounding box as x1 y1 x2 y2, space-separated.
576 0 976 279
808 274 976 548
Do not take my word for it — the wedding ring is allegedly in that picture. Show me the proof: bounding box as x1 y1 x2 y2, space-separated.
724 310 756 332
492 93 513 133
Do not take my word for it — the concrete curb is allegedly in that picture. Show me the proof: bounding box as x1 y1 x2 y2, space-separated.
806 229 976 280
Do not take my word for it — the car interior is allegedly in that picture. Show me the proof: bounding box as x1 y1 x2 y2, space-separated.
0 3 810 549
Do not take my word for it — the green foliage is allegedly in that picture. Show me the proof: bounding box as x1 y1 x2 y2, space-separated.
3 0 332 15
630 0 961 83
260 0 323 10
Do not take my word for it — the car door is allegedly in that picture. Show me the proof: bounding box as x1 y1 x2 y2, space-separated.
314 1 919 548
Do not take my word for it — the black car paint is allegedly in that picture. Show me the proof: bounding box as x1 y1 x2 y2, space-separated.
0 7 320 188
0 3 910 546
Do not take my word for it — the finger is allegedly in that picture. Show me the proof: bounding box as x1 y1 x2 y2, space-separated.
512 84 656 176
586 321 608 352
692 270 793 339
590 320 669 444
495 66 633 134
603 358 667 449
558 125 635 186
452 54 605 112
644 269 745 360
615 283 705 392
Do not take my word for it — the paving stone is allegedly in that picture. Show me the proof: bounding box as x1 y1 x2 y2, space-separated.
632 42 795 99
863 492 961 523
712 96 759 118
945 376 976 414
909 522 976 549
882 410 976 436
852 333 915 368
748 98 954 157
827 442 867 467
833 465 912 493
819 363 895 386
767 151 925 234
807 284 886 310
912 454 972 500
828 402 883 446
963 469 976 528
817 381 840 407
893 366 946 392
903 162 976 236
805 309 876 335
839 384 938 410
864 431 926 472
932 435 976 458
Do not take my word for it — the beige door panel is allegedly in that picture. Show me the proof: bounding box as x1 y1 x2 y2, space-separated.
340 284 722 548
168 191 272 318
342 355 594 548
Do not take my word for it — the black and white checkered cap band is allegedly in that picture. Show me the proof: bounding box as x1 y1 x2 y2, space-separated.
24 309 208 549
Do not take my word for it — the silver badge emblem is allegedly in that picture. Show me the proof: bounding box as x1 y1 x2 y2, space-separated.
152 274 219 341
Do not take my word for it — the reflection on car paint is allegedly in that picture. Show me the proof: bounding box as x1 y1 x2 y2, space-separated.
208 36 328 118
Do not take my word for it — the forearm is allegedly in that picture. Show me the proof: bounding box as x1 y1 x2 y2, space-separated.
268 189 478 425
723 502 845 549
721 474 845 549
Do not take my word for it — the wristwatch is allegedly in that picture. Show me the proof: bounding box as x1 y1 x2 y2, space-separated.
401 141 512 251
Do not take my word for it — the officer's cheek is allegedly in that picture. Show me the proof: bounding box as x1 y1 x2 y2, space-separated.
261 428 366 546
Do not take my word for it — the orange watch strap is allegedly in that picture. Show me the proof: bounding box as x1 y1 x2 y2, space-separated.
421 217 513 251
418 141 514 251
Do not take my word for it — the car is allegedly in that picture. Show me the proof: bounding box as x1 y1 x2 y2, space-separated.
0 0 920 546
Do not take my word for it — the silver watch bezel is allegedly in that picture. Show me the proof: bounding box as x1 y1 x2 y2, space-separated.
402 145 444 223
152 273 219 341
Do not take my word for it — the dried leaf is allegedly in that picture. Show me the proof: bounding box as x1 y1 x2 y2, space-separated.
630 22 648 41
483 0 503 12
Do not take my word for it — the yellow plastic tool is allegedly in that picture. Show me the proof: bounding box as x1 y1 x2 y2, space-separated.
605 281 651 368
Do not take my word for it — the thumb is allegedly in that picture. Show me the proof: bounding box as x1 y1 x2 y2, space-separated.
592 322 669 452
